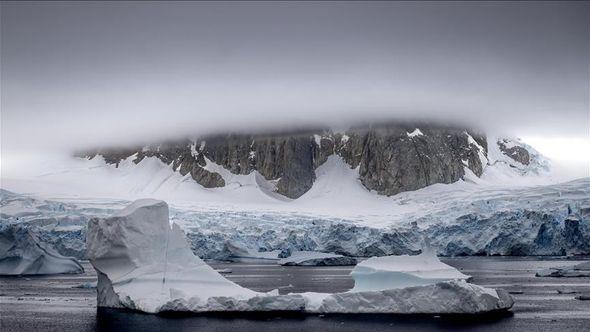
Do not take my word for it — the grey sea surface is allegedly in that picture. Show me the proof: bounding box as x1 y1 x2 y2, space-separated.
1 256 589 331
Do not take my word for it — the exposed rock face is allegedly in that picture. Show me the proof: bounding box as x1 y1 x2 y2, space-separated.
498 138 530 165
342 125 486 196
81 123 488 198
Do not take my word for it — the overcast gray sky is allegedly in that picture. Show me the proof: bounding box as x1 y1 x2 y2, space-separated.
1 1 589 154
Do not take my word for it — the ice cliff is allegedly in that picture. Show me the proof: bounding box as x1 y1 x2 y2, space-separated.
2 178 588 262
0 223 83 275
87 199 513 314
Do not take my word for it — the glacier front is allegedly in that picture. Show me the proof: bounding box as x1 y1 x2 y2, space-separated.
2 178 588 263
87 199 513 314
0 223 83 275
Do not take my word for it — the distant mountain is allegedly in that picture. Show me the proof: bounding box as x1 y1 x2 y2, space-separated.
79 123 546 199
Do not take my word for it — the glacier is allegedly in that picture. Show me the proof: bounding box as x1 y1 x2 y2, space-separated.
1 177 588 263
87 199 513 314
0 223 83 275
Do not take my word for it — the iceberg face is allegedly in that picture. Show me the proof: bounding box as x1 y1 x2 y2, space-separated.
87 199 513 314
350 249 470 292
86 199 257 313
317 281 513 314
0 224 83 275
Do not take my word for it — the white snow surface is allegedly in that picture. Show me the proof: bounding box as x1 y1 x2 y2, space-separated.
87 199 513 314
479 137 552 185
406 128 424 137
313 134 323 146
351 248 470 292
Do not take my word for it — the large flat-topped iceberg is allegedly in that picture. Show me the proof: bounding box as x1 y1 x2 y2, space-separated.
351 249 470 291
87 199 513 314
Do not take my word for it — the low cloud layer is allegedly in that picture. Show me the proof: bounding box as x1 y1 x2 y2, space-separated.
1 2 588 156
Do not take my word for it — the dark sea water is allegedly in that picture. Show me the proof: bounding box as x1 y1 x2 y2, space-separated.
1 257 589 332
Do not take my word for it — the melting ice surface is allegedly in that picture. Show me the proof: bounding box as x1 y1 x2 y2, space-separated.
351 249 470 291
87 199 513 314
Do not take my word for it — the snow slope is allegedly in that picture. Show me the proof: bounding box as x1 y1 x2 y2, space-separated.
476 136 552 185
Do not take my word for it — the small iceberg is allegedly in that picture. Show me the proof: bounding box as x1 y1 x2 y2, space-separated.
87 199 513 314
536 261 590 277
351 248 470 291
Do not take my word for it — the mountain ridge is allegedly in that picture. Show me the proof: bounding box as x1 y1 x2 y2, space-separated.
79 123 539 199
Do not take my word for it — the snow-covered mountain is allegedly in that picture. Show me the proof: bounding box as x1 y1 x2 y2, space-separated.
3 123 587 265
72 123 550 202
1 123 559 223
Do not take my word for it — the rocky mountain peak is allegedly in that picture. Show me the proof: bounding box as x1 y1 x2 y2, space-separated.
78 123 533 199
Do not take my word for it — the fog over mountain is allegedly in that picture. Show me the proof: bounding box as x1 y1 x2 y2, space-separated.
1 2 588 175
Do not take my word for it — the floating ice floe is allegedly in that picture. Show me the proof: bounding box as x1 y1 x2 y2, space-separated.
86 199 513 314
351 248 470 291
0 224 84 275
536 261 590 278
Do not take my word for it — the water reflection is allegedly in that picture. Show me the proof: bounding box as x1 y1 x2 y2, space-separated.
96 307 514 332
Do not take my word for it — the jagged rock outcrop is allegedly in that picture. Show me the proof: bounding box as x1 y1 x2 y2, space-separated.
498 138 530 165
80 123 488 198
340 125 486 196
